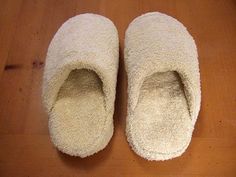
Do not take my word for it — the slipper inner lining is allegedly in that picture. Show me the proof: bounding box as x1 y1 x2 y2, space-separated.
132 71 191 153
49 69 106 152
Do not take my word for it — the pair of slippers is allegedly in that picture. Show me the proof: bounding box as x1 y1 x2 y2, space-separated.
42 12 201 161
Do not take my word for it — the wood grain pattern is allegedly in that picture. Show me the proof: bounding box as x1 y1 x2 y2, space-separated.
0 0 236 176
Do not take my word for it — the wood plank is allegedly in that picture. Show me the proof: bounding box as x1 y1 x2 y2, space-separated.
0 0 23 78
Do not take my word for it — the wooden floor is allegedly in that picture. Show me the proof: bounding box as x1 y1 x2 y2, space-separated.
0 0 236 176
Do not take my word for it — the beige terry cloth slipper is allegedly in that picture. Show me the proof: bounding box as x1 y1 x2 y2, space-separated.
42 14 119 157
125 12 201 160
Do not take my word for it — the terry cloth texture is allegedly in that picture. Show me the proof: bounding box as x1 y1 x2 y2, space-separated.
42 14 119 157
124 12 201 160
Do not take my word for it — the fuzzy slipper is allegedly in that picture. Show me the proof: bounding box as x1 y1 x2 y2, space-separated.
42 14 119 157
125 12 201 160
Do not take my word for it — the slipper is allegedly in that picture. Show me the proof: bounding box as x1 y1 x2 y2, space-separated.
42 14 119 157
124 12 201 160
